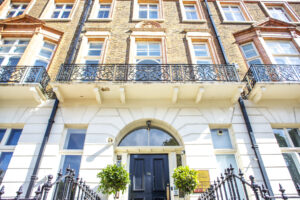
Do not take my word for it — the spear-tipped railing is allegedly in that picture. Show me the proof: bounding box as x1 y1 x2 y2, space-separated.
199 165 300 200
0 167 100 200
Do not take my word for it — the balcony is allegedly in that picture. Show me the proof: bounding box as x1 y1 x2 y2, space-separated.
243 64 300 102
0 66 51 103
52 64 244 104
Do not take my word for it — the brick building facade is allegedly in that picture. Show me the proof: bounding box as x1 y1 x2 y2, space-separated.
0 0 299 199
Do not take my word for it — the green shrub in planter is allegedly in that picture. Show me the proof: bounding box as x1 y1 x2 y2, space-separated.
97 164 130 199
172 166 198 198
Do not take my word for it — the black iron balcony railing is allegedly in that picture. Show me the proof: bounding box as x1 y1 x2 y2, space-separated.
0 66 50 95
56 64 239 82
243 64 300 95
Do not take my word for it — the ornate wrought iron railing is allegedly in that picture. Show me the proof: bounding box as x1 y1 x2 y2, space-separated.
199 165 300 200
0 168 100 200
0 66 51 95
243 64 300 96
56 64 239 82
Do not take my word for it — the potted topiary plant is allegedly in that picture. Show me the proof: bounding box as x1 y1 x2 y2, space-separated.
97 164 130 199
172 166 198 200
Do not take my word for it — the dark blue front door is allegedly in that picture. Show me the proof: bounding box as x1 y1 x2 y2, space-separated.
129 154 169 200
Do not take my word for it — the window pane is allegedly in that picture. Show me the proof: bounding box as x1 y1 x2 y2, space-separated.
44 42 55 50
248 59 262 65
51 11 60 18
90 43 102 49
16 11 23 16
0 152 13 173
273 129 290 147
55 5 63 9
0 47 11 53
64 129 86 150
0 57 3 65
288 129 300 147
34 60 48 68
14 46 26 53
283 153 300 188
119 129 148 146
6 129 22 145
7 57 20 66
0 129 6 143
39 49 52 59
233 12 245 21
66 4 73 9
61 11 70 18
98 11 109 18
211 129 233 149
150 128 179 146
61 155 82 177
85 60 99 64
139 10 147 18
224 12 234 21
216 154 238 173
186 11 198 20
197 60 211 64
88 50 101 56
241 43 258 59
149 11 158 19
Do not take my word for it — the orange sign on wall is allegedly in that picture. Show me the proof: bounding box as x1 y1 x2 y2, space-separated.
194 170 210 193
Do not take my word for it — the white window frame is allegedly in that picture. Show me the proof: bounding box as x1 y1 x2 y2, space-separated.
267 6 291 22
183 4 199 20
135 41 162 64
273 128 300 187
75 31 110 64
260 2 300 24
129 32 167 64
132 0 163 22
0 0 36 19
57 128 86 178
84 41 104 64
210 128 240 173
51 3 73 19
265 40 300 64
0 128 23 180
216 1 254 24
179 0 204 23
240 42 263 67
89 0 116 21
40 0 80 21
0 38 30 66
6 3 28 18
221 5 245 22
138 4 159 20
98 4 111 19
34 41 56 69
192 42 212 64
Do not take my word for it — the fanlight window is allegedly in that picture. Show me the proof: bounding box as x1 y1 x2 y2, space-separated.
119 127 179 146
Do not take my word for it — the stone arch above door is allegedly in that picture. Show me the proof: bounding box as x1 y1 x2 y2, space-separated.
114 119 184 148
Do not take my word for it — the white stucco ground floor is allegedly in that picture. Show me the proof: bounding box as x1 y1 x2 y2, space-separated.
0 99 299 199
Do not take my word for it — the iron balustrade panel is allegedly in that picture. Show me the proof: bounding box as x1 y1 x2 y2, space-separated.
0 66 50 94
56 64 239 82
242 64 300 97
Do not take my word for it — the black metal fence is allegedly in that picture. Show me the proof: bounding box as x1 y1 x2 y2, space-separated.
243 64 300 96
0 168 100 200
0 66 51 95
199 166 300 200
56 64 239 82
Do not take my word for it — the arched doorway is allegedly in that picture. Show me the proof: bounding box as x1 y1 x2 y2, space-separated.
116 120 182 200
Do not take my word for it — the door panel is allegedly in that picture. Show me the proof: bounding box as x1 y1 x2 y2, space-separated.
133 159 145 191
153 159 165 192
130 154 169 200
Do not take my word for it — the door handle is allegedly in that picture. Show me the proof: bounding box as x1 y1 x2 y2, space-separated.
166 183 170 200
